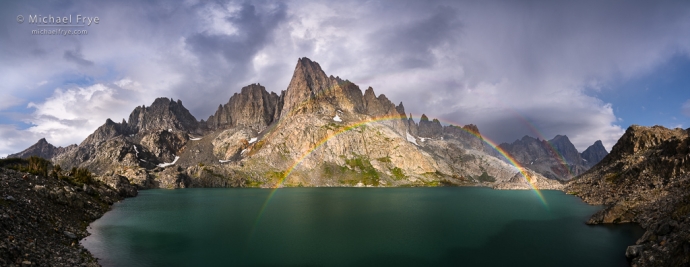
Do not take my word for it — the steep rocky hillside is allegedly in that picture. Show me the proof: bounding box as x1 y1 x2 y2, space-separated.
566 125 690 266
0 162 136 266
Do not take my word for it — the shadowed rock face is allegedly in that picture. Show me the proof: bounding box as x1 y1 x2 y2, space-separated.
7 138 75 159
206 84 281 132
417 114 443 138
581 140 608 168
497 135 593 180
127 98 199 134
566 125 690 266
442 124 484 151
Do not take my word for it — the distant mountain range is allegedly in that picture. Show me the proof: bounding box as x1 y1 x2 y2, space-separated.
9 57 606 190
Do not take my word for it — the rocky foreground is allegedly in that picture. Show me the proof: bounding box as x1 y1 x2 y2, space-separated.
0 167 136 266
566 125 690 266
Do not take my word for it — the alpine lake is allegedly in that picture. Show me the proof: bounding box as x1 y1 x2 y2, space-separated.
81 187 643 267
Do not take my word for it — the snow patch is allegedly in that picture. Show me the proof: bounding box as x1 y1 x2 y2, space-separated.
219 159 231 163
406 132 418 146
333 114 342 122
420 137 427 142
139 159 147 162
157 156 179 168
249 137 258 144
582 159 588 162
133 145 139 157
241 149 248 154
190 137 202 141
168 129 173 132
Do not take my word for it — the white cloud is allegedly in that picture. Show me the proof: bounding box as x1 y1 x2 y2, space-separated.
0 80 148 156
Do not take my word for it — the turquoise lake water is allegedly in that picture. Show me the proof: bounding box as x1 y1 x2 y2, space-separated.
81 187 642 267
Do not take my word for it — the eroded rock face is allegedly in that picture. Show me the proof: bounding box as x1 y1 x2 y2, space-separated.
206 84 281 132
566 125 690 266
212 127 256 160
98 174 138 197
157 166 190 189
119 168 155 189
140 130 187 163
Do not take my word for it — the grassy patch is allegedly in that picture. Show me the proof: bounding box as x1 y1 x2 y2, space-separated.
244 179 264 187
203 168 225 179
266 170 287 181
390 167 405 180
423 180 440 187
322 122 342 131
376 156 392 163
604 172 620 183
345 155 379 186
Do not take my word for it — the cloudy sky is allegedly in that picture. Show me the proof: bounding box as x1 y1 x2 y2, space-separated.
1 0 690 157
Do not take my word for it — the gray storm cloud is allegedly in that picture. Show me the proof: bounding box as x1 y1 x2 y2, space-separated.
1 0 690 156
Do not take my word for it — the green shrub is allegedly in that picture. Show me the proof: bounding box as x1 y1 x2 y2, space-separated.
27 156 50 177
71 167 93 185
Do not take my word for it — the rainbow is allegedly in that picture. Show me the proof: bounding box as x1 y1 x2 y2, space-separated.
262 113 548 205
247 77 554 237
248 113 550 238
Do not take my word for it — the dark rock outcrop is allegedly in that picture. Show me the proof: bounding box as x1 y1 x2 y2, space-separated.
442 124 484 151
407 114 419 136
581 140 608 168
7 138 75 159
206 84 282 132
566 125 690 266
417 114 443 137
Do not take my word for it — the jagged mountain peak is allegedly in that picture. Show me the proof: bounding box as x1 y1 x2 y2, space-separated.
9 137 76 160
581 139 608 168
280 57 366 118
127 97 198 133
206 83 281 132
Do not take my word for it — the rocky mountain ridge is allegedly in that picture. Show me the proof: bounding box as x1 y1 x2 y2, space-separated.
8 57 582 191
8 138 76 160
566 125 690 266
498 135 608 180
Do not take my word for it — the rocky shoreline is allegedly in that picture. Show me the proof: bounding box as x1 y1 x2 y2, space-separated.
0 167 136 266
